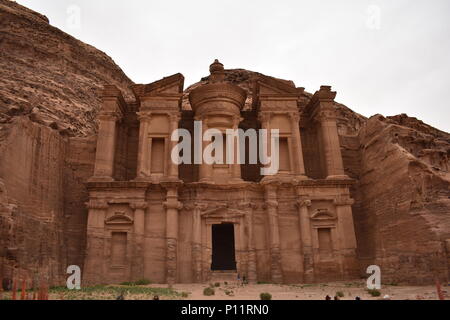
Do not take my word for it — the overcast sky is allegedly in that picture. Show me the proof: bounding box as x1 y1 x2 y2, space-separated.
16 0 450 132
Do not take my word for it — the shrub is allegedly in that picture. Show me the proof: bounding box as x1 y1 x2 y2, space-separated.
203 287 215 296
336 291 344 298
214 282 220 287
367 288 381 297
225 290 234 296
260 292 272 300
181 292 189 298
120 279 151 286
134 279 151 285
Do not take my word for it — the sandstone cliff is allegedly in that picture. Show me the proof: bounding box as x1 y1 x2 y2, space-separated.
0 0 132 285
0 0 133 136
0 0 448 286
352 114 450 284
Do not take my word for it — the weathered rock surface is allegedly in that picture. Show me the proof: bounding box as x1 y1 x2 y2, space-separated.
0 0 448 285
0 0 130 285
0 0 133 136
352 114 450 284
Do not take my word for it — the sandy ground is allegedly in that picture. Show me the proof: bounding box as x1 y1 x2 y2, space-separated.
1 280 447 300
169 280 449 300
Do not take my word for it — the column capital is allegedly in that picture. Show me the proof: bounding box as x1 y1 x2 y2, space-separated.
137 111 152 122
85 200 109 210
168 113 181 123
163 201 183 210
130 201 148 210
264 200 278 209
316 106 338 122
289 112 300 123
296 199 312 208
97 111 121 122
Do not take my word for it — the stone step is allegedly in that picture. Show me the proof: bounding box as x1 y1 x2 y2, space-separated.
210 270 239 282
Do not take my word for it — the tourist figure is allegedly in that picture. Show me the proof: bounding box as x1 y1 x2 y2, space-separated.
325 295 331 300
355 296 361 300
334 295 340 300
116 291 125 300
153 295 160 300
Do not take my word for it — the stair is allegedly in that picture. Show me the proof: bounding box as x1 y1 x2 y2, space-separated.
210 270 239 282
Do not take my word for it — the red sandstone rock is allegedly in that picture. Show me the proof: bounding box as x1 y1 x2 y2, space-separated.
0 0 448 286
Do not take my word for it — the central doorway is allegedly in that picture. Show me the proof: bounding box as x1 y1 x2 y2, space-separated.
211 223 236 270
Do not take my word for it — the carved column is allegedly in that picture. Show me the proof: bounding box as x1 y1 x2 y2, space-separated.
84 200 109 285
136 111 152 179
231 116 243 182
289 113 307 177
317 106 346 179
192 203 207 283
168 114 181 179
263 183 283 283
92 112 121 180
163 185 183 284
198 118 213 182
334 196 358 278
296 198 314 283
258 113 272 173
130 201 147 280
242 203 258 283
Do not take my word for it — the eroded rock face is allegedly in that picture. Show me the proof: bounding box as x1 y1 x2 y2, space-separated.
352 115 450 284
0 0 133 137
0 0 448 286
0 0 130 285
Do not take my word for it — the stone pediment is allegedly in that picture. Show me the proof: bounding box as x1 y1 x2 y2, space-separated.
201 205 246 219
131 73 184 98
311 209 336 220
255 74 303 96
105 211 133 225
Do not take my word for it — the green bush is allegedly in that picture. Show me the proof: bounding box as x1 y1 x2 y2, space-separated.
260 292 272 300
336 291 344 298
367 288 381 297
225 290 233 296
214 282 221 287
120 279 151 286
203 287 215 296
181 292 189 298
134 279 151 285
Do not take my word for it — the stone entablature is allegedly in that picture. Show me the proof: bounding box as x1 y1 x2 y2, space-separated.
83 60 359 285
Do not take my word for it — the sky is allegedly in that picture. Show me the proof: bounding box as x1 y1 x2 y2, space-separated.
16 0 450 132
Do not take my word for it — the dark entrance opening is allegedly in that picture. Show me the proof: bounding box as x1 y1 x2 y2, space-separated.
211 223 236 270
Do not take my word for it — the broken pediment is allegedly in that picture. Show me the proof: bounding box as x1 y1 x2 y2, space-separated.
255 74 303 96
131 73 184 99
